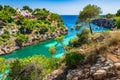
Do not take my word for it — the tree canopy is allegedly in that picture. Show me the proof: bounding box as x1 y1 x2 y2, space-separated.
104 13 114 19
0 5 3 11
116 9 120 16
22 6 33 12
0 11 12 22
114 17 120 29
77 4 102 33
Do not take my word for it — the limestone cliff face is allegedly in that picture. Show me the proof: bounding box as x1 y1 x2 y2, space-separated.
0 28 68 55
0 7 67 55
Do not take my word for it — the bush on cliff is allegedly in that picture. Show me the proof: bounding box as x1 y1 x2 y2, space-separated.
48 46 57 55
0 58 9 73
69 38 79 47
0 33 10 39
8 55 61 80
65 52 84 67
114 17 120 29
77 29 90 44
16 34 28 47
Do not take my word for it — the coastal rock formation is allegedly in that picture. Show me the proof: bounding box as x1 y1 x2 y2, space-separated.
66 57 116 80
0 28 68 55
92 19 114 28
44 56 120 80
44 31 120 80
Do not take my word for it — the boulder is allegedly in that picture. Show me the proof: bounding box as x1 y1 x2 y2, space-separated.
66 69 83 80
97 57 106 63
93 70 107 80
114 63 120 70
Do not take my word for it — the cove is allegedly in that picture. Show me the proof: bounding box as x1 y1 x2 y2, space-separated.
1 15 108 59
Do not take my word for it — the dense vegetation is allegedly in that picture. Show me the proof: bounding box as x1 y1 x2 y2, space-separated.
1 4 120 80
113 10 120 29
103 9 120 29
0 5 66 80
65 52 84 67
0 55 62 80
0 5 66 47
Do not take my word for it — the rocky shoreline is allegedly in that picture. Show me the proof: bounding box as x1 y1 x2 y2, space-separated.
44 56 120 80
92 19 114 29
44 31 120 80
0 28 68 56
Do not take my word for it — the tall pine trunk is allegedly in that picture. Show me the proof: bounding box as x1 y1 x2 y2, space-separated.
89 22 93 34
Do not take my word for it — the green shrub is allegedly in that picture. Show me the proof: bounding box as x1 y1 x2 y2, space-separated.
64 45 71 52
65 52 84 67
69 38 79 47
114 17 120 29
55 36 64 46
48 46 57 55
75 25 82 30
16 34 28 46
4 30 10 34
77 29 90 44
0 58 9 73
0 33 10 39
8 55 60 80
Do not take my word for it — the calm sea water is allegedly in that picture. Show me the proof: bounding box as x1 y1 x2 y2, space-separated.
1 15 108 59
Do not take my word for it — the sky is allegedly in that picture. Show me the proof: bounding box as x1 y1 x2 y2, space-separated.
0 0 120 15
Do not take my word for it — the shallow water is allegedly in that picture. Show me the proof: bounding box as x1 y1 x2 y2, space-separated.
1 15 108 59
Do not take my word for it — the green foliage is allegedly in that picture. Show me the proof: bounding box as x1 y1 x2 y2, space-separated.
34 8 49 20
22 6 33 12
77 29 90 44
9 59 23 80
0 5 3 11
69 38 79 47
0 5 65 48
65 52 84 67
16 34 28 46
15 15 24 25
116 9 120 16
77 4 102 22
77 4 102 34
4 5 17 15
21 18 37 34
0 58 9 73
8 55 60 80
48 46 57 55
34 8 41 12
75 25 82 30
50 13 61 21
64 45 71 52
0 31 10 45
114 17 120 29
0 33 10 39
0 11 13 23
104 13 114 19
49 26 56 32
4 30 10 34
55 36 64 44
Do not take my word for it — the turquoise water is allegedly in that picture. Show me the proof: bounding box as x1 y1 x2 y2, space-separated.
0 69 9 80
1 15 108 59
0 15 108 80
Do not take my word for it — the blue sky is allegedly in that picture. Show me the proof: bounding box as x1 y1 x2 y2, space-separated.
0 0 120 15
